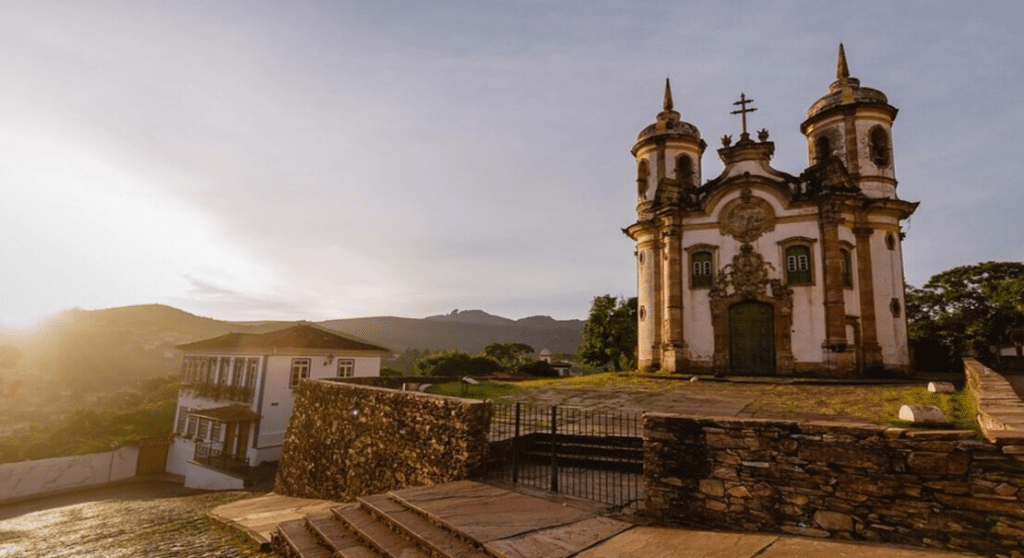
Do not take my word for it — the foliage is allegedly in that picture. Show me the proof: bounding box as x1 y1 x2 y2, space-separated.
576 295 638 371
385 348 431 375
0 375 178 464
483 342 535 369
414 351 503 377
907 261 1024 370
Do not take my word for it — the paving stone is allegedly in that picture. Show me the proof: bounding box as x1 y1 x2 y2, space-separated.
483 516 632 558
574 527 778 558
392 481 592 543
756 537 977 557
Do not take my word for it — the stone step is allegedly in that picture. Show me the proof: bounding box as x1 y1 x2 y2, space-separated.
305 510 380 558
335 504 430 558
359 493 493 558
272 518 334 558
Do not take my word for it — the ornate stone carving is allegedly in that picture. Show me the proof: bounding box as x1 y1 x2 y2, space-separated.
710 244 776 301
720 189 775 243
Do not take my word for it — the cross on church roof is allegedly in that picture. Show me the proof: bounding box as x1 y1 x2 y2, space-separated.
730 93 757 141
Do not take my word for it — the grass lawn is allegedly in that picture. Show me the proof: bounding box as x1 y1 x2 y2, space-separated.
425 372 980 432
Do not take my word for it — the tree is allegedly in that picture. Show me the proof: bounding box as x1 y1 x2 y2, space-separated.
414 352 502 377
577 295 638 371
483 343 534 370
907 261 1024 370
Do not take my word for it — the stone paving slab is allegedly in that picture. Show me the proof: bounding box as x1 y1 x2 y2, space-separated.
208 492 335 545
576 527 978 558
393 480 595 542
484 515 631 558
211 481 982 558
574 527 778 558
756 537 979 557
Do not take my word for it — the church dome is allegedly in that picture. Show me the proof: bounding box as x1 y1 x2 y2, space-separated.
633 78 702 151
806 77 890 119
636 119 702 142
805 44 893 121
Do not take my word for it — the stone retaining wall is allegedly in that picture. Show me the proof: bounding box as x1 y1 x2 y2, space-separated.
644 414 1024 556
274 380 490 502
966 358 1024 444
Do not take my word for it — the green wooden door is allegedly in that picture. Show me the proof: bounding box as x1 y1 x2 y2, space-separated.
729 302 775 375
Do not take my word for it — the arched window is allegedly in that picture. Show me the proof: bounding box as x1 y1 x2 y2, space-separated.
786 245 813 285
815 135 831 163
676 154 694 186
691 251 713 288
840 248 853 288
869 126 891 168
637 159 650 196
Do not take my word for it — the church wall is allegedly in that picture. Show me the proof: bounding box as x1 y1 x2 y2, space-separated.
636 234 659 368
869 227 911 370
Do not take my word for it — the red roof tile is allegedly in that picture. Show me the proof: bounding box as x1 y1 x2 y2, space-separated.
177 324 388 353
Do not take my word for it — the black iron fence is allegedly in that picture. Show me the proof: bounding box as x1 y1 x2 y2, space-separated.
487 402 644 513
194 441 250 477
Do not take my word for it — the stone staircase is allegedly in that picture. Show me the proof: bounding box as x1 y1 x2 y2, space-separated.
268 480 632 558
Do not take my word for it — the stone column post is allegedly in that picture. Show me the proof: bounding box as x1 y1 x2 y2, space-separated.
853 225 883 371
661 222 687 373
820 198 854 374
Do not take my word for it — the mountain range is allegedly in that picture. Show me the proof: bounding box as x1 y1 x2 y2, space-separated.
0 304 583 391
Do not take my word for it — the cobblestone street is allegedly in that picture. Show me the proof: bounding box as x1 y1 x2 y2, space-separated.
0 482 264 558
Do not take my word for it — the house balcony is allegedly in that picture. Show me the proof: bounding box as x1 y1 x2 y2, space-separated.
193 441 251 477
180 383 255 403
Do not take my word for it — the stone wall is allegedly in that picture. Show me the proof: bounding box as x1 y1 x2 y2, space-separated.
274 380 490 502
644 413 1024 556
966 358 1024 443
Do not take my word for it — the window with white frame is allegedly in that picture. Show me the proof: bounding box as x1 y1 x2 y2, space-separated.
785 245 813 285
290 358 311 388
337 359 355 378
690 251 714 288
176 406 188 434
245 357 259 389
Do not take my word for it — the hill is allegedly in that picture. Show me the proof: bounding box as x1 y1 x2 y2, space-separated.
0 305 583 392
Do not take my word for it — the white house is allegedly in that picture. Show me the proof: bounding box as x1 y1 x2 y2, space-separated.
165 323 388 490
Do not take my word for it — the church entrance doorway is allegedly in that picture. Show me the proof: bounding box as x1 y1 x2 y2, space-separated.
729 302 775 375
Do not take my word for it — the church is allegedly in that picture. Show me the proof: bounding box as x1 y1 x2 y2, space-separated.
625 45 918 377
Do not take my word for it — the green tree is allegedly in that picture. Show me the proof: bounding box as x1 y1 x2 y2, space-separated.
483 343 535 370
907 261 1024 370
414 352 502 377
577 295 638 371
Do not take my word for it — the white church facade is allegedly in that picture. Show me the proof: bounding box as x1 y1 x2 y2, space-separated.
626 46 918 377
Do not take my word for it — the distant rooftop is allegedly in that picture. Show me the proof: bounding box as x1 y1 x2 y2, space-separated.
178 323 389 353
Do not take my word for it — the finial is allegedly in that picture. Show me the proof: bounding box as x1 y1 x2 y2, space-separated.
663 77 674 112
837 43 850 80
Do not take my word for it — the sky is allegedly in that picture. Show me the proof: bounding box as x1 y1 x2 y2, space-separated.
0 0 1022 327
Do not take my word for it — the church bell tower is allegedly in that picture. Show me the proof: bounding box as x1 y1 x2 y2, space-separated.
626 79 706 372
800 44 900 200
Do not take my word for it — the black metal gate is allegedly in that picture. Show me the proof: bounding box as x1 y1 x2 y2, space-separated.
487 402 643 513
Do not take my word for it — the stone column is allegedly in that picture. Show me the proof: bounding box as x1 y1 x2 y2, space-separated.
819 198 854 374
853 225 883 371
660 222 687 373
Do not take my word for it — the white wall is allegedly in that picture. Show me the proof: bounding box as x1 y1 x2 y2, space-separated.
0 446 139 503
183 461 245 491
257 354 381 450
